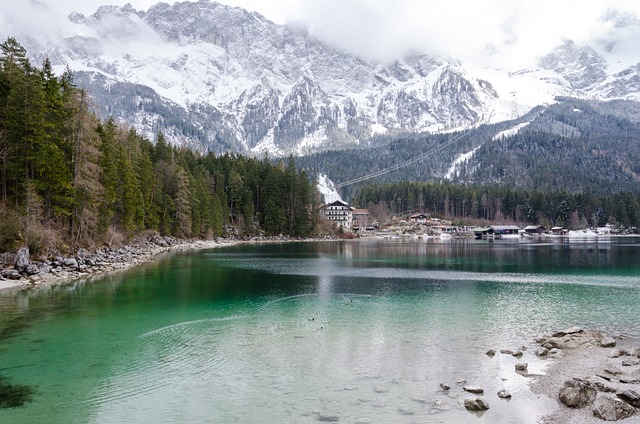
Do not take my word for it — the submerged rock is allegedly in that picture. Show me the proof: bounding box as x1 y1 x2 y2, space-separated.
463 386 484 394
432 399 449 410
515 363 528 371
464 398 489 411
559 378 597 408
373 385 388 393
318 411 340 422
439 383 450 391
593 395 635 421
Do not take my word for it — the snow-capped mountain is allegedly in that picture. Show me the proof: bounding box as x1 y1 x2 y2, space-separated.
6 0 640 155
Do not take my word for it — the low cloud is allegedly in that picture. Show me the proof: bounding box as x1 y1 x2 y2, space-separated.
4 0 640 68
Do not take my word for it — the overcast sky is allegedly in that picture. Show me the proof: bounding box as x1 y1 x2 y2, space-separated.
8 0 640 66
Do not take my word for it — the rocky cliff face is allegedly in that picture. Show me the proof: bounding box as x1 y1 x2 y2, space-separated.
8 0 640 155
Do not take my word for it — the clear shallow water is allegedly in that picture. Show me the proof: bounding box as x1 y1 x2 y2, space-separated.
1 238 640 423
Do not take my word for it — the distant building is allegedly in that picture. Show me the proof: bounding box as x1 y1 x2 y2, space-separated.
410 213 428 224
524 225 546 234
490 225 521 235
352 209 370 229
320 200 354 230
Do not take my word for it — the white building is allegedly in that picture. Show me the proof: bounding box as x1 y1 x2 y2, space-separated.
320 200 354 230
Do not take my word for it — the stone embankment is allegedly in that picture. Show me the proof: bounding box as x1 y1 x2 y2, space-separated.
0 236 227 292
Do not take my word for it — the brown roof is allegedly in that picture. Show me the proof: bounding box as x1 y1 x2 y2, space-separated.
352 209 369 215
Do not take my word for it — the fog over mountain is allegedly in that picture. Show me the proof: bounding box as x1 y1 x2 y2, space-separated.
2 1 640 155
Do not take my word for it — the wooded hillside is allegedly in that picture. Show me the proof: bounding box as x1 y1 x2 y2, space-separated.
0 38 318 255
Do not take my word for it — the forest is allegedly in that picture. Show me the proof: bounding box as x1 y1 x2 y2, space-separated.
354 181 640 230
0 38 318 255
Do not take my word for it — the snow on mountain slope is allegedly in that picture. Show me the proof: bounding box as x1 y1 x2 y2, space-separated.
4 1 640 155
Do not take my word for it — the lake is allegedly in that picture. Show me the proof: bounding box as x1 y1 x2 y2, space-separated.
1 237 640 423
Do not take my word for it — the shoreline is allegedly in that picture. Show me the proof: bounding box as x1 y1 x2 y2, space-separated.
531 328 640 423
0 235 329 294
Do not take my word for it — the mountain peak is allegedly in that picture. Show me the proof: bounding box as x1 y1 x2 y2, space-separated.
3 1 640 155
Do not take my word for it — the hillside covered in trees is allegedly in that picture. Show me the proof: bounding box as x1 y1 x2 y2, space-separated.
297 98 640 198
354 182 640 230
0 38 317 255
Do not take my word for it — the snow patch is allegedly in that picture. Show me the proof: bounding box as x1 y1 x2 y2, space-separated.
445 146 481 179
250 129 284 156
317 174 343 204
296 128 328 155
370 123 388 136
492 121 532 140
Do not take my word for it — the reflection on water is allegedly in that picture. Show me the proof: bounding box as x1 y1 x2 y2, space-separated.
0 238 639 423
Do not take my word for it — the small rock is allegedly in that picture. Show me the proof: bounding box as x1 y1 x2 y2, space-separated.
2 269 20 280
622 359 640 367
486 349 496 357
604 367 623 376
464 398 489 411
439 383 450 391
620 378 640 384
553 326 583 337
585 377 617 393
609 349 621 358
593 395 635 421
456 379 466 385
596 372 612 382
25 264 39 275
548 348 561 356
497 390 512 399
618 391 640 407
512 351 524 358
559 378 597 408
374 386 388 394
62 258 78 268
535 347 549 357
601 338 617 348
463 386 484 394
500 349 514 355
515 363 528 371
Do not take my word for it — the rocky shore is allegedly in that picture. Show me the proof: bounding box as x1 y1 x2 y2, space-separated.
0 235 244 293
531 327 640 423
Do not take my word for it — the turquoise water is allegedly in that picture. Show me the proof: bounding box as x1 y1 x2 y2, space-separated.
1 238 639 423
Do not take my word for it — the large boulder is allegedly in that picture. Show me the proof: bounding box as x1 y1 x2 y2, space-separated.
593 395 636 421
559 378 597 408
14 247 29 272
